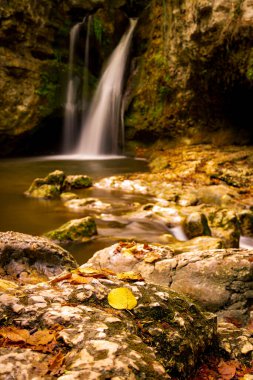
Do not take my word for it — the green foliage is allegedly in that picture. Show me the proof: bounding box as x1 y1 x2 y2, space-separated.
36 59 68 116
93 17 104 43
247 67 253 81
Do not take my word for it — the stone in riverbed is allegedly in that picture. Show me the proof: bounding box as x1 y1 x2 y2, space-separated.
0 231 77 284
24 170 65 199
183 212 211 239
64 197 111 211
45 216 97 242
63 175 93 190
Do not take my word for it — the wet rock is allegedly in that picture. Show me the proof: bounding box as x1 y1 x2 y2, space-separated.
63 175 93 190
24 170 65 199
0 269 216 379
0 231 77 284
45 216 97 242
88 243 253 324
207 208 241 248
60 192 79 201
183 212 211 239
25 171 93 199
65 197 111 211
239 210 253 238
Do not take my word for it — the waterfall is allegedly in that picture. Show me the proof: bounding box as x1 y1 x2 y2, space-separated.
62 21 83 153
75 19 137 156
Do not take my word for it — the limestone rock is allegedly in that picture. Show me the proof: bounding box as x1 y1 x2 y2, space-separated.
88 243 253 324
0 269 216 379
45 216 97 242
0 231 77 284
65 197 111 211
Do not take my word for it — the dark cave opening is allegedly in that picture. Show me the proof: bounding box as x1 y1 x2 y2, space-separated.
222 82 253 144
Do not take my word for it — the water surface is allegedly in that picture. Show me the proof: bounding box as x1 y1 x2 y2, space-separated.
0 156 162 263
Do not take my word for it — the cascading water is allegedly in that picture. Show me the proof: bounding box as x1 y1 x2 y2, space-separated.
62 21 84 153
75 19 137 156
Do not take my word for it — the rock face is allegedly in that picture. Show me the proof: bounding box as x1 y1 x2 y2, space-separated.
126 0 253 145
0 231 78 284
0 0 146 155
88 242 253 324
0 266 215 379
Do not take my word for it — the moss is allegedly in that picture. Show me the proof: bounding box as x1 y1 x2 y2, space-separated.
63 175 93 190
45 216 97 242
26 184 61 199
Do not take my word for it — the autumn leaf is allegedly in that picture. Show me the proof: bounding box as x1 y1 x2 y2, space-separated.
116 271 144 281
108 287 137 310
50 272 72 284
27 330 55 346
0 326 29 343
74 266 115 278
218 360 237 380
47 351 65 375
144 251 161 263
69 273 93 284
0 279 19 291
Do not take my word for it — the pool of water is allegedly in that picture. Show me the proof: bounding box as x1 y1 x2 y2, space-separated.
0 156 168 264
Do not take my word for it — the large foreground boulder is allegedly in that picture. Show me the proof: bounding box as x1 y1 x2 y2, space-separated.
88 243 253 324
0 267 215 379
0 231 78 284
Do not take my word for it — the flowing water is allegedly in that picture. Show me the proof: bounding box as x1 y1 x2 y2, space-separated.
0 157 171 264
63 21 84 153
75 19 137 155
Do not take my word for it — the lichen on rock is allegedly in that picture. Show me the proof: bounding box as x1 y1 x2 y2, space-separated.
45 216 97 242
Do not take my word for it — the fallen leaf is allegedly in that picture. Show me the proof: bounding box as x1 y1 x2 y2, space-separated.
50 272 72 284
47 351 65 375
218 360 237 380
116 271 144 281
144 251 161 263
0 327 29 343
74 266 115 278
69 273 93 284
0 279 19 291
108 287 137 310
27 330 55 346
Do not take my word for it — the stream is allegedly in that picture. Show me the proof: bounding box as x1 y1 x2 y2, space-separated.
0 156 170 264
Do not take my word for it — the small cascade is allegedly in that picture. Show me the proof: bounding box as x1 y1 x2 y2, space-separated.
81 15 92 120
75 19 137 156
62 21 84 153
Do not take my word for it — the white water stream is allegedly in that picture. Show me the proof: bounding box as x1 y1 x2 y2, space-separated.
75 19 137 155
63 21 84 152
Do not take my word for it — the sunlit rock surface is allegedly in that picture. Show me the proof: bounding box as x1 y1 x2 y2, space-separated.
0 231 77 284
0 267 215 379
88 242 253 324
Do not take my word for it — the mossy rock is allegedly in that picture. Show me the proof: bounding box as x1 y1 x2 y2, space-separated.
45 170 65 186
45 216 97 242
25 170 66 199
25 184 61 199
63 175 93 190
183 212 211 239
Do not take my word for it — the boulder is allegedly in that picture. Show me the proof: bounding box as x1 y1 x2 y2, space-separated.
25 170 65 199
45 217 97 242
0 267 216 379
64 197 111 211
0 231 77 284
63 175 93 190
88 243 253 324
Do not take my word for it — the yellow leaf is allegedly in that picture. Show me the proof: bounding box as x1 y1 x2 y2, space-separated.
0 279 18 291
116 271 144 281
108 287 137 310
